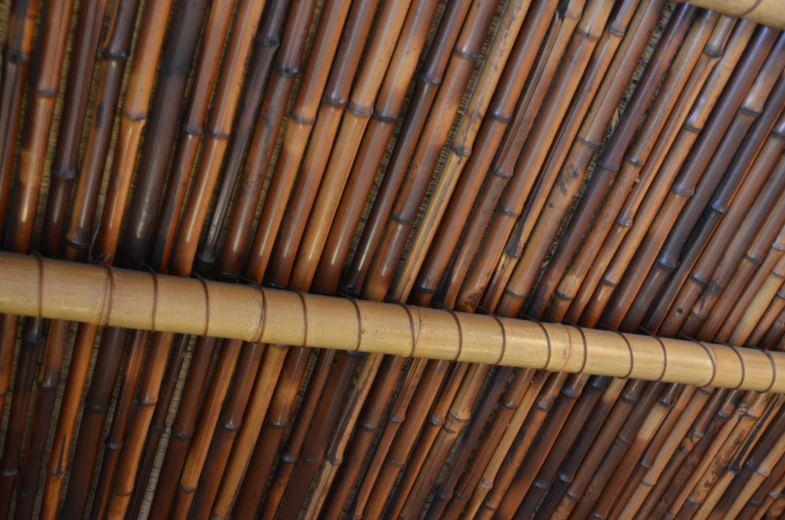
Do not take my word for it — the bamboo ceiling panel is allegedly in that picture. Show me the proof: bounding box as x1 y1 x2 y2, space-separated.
1 0 785 518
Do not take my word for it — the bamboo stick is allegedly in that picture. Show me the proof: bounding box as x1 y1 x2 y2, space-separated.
540 8 724 323
103 1 269 517
0 0 38 234
600 26 781 331
410 0 567 309
226 1 384 517
627 51 785 333
494 0 678 318
1 252 785 393
674 0 785 30
579 19 759 328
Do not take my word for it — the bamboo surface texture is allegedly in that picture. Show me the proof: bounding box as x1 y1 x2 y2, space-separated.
2 0 785 518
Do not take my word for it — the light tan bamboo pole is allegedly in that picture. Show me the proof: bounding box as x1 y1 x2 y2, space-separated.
677 0 785 30
0 252 784 396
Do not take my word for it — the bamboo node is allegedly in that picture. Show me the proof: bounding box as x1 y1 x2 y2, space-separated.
4 49 29 64
372 111 400 123
290 113 316 126
490 166 514 180
345 102 373 117
51 165 77 180
101 48 129 62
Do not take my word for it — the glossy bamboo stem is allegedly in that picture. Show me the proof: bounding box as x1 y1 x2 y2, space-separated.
1 252 785 394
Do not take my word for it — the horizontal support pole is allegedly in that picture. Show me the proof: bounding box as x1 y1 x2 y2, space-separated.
679 0 785 30
0 251 782 392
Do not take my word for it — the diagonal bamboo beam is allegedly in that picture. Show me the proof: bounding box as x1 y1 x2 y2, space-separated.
680 0 785 30
0 251 782 393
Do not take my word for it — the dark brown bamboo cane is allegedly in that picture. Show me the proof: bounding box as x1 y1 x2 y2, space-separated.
626 58 785 334
648 389 742 519
453 0 616 314
358 360 454 516
271 1 472 514
410 0 568 309
120 0 212 269
368 1 638 514
711 400 785 518
338 0 475 297
506 376 614 518
8 0 142 516
150 0 237 273
230 1 384 517
577 19 757 329
0 0 73 515
598 26 781 331
680 190 785 340
0 319 44 518
464 371 551 518
187 2 321 513
4 0 73 257
495 372 594 517
115 0 219 514
145 335 219 519
721 243 785 345
497 0 689 320
425 3 656 516
342 2 534 515
251 0 417 505
672 392 772 518
491 0 677 318
88 330 149 520
195 0 291 277
21 0 176 515
609 385 701 519
698 227 785 343
26 1 111 509
734 440 785 520
137 2 293 518
539 8 724 324
296 1 509 514
647 103 785 337
201 2 358 517
212 0 317 283
296 0 442 297
534 378 648 518
552 380 664 518
476 372 574 518
153 3 337 518
613 386 708 518
316 0 471 297
59 326 131 518
437 0 601 312
372 0 534 304
633 387 730 518
589 384 684 520
104 2 268 517
0 0 38 234
552 14 738 327
424 366 514 518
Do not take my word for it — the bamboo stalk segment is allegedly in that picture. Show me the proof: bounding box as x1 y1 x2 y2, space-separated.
675 0 785 30
0 251 783 393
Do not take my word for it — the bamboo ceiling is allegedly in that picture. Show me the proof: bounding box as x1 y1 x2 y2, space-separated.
2 0 785 518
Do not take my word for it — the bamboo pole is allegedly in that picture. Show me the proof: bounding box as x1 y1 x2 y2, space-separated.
1 252 784 394
675 0 785 30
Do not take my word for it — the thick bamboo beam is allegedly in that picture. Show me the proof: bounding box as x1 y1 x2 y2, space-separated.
679 0 785 30
0 251 782 392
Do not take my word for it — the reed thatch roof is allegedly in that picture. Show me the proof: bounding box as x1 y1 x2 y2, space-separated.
1 0 785 518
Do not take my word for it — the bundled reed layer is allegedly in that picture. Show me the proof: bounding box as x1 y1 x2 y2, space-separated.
2 0 785 518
